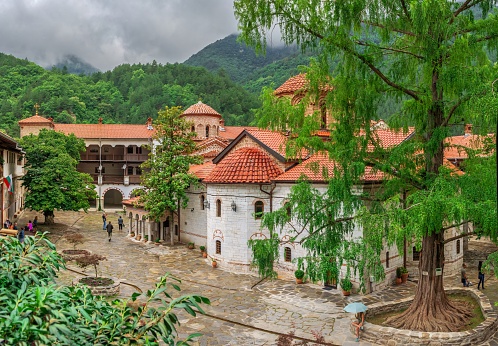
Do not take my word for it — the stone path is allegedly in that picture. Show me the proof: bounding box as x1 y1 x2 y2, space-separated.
21 210 498 345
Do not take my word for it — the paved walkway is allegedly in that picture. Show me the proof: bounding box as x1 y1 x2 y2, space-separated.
20 210 498 345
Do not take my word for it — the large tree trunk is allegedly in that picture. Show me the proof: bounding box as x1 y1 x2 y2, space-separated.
386 233 471 331
386 68 472 331
43 210 54 224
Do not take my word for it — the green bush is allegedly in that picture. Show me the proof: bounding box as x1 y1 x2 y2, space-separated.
0 233 210 345
341 277 353 292
396 267 402 278
294 269 305 279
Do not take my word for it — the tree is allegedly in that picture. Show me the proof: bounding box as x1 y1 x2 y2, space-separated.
0 233 209 345
20 129 97 224
140 106 202 245
234 0 498 332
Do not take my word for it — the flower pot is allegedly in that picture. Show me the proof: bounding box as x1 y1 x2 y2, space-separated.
342 290 351 296
296 278 303 284
212 261 217 268
202 252 207 258
396 277 402 285
401 273 409 283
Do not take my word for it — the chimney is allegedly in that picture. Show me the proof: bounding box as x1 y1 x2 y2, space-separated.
98 117 103 124
464 124 472 136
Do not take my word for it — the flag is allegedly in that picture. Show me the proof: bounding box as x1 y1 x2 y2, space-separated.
3 174 13 194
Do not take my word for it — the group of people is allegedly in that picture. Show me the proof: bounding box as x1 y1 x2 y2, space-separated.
461 262 486 289
3 216 38 243
102 212 124 242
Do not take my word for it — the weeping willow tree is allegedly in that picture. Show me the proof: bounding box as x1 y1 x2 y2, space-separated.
234 0 498 332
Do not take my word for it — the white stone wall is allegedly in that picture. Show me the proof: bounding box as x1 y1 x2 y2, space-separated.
181 186 208 247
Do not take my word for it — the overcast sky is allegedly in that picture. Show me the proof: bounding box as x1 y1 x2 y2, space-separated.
0 0 240 71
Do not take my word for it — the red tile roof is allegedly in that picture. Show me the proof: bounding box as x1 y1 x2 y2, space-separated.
190 162 216 180
274 74 308 96
218 126 258 140
366 127 415 150
54 124 156 139
182 101 221 118
18 115 54 125
274 152 384 183
444 134 495 160
122 196 143 207
246 129 289 157
204 147 283 184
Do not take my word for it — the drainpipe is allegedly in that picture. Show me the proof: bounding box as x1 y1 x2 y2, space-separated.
177 199 181 243
259 183 276 212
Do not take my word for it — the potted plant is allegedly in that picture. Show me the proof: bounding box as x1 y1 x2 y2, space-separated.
294 269 305 284
211 258 217 268
188 242 195 249
144 235 148 242
200 245 207 257
395 267 403 285
400 267 409 283
155 238 160 245
340 277 353 296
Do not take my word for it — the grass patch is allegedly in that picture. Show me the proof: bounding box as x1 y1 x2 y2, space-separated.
367 308 407 326
367 293 485 331
448 293 485 330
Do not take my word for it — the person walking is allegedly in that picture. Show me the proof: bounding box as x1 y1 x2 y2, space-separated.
33 216 38 230
118 215 123 231
106 221 113 242
18 226 25 243
102 212 107 230
477 261 485 290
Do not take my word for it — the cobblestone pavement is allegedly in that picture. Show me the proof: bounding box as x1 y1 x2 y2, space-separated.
20 210 498 346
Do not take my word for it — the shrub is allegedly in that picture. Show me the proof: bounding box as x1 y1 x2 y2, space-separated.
65 232 85 250
341 277 353 292
294 269 305 279
200 245 206 251
396 267 402 278
0 232 210 345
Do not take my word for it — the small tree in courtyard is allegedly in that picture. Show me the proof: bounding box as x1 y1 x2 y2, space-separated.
20 129 97 224
235 0 497 332
140 106 202 245
65 232 85 250
75 254 107 278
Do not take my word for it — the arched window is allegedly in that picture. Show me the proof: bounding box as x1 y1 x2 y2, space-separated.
385 251 390 268
284 247 292 262
201 195 205 210
456 239 461 254
215 240 221 254
216 199 221 217
255 201 264 219
205 125 210 138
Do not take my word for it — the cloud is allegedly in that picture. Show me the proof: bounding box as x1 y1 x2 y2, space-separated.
0 0 239 71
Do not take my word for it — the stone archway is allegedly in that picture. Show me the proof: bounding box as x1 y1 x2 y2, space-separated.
103 189 123 209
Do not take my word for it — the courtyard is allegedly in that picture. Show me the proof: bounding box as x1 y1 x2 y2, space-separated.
19 209 498 346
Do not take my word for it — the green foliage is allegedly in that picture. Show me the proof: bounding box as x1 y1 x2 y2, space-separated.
199 246 206 251
19 129 97 217
294 269 305 279
396 267 402 278
0 233 210 345
235 0 498 320
340 277 353 292
0 52 261 137
140 106 202 222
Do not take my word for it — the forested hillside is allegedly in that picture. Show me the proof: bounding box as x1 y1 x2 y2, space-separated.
0 53 260 138
184 34 316 92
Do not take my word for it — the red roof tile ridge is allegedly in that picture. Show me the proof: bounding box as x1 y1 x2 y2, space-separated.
182 101 221 117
